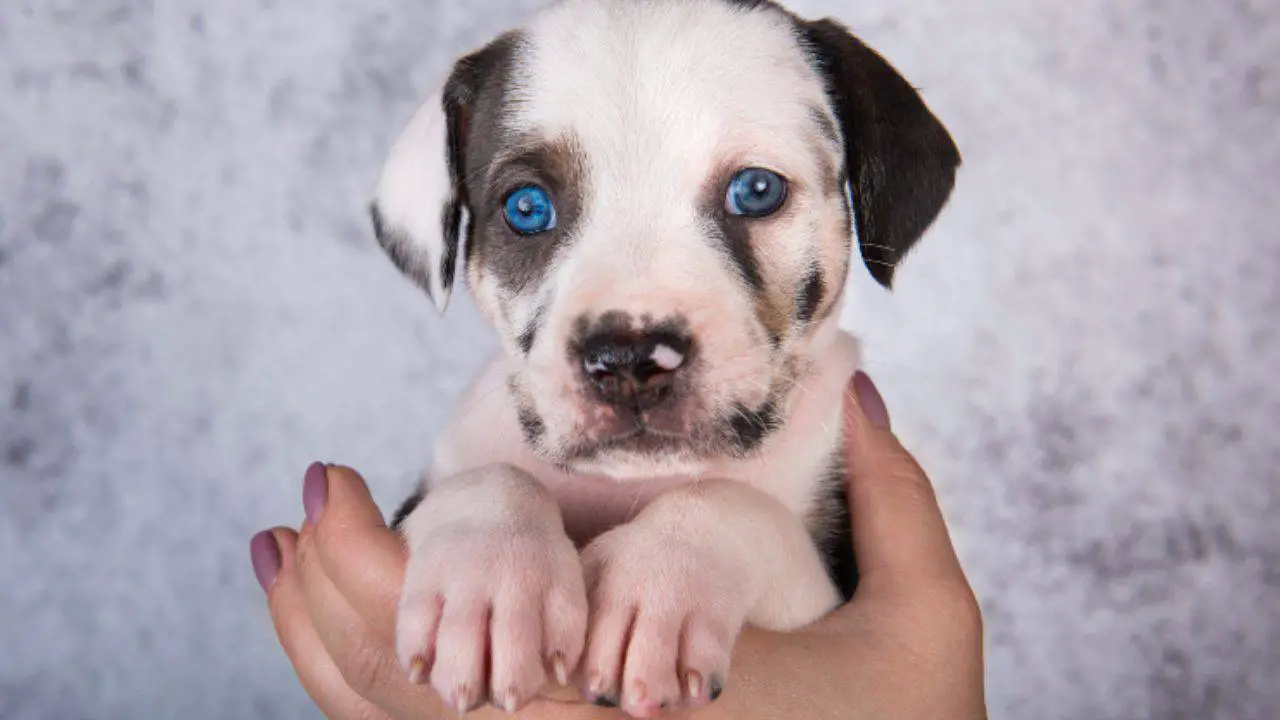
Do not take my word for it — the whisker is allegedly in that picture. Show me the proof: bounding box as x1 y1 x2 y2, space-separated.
453 375 513 428
861 258 898 268
857 242 900 254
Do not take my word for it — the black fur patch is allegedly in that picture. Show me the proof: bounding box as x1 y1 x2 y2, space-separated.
711 214 765 294
390 488 425 532
518 405 546 444
517 304 548 355
728 398 782 453
796 266 824 324
720 0 779 11
440 201 461 292
370 203 433 304
813 449 859 602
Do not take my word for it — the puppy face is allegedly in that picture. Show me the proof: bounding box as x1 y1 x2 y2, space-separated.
372 0 959 478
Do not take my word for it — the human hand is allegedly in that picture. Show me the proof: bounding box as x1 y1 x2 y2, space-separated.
697 371 987 720
249 464 597 719
249 371 985 719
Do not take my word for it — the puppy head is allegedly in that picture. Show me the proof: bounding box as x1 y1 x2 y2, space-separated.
372 0 959 478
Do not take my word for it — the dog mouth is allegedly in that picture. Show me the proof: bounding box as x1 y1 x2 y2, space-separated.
562 422 694 461
514 361 793 469
540 395 785 467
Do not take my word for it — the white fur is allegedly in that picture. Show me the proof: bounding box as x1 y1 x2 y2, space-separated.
397 464 588 712
497 0 849 474
383 1 876 714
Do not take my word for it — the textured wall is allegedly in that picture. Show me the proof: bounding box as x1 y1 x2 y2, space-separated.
1 1 1277 718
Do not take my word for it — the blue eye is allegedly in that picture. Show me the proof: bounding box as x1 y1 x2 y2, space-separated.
503 186 557 235
726 168 787 217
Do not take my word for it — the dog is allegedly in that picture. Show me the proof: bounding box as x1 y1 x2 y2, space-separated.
369 0 959 715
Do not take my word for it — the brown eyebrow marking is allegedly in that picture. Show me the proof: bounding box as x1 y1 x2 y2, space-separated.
467 133 589 297
807 106 846 200
484 134 588 199
808 104 842 150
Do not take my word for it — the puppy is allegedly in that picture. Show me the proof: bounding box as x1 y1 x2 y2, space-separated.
369 0 959 715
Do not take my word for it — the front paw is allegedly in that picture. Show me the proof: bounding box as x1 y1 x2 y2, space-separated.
580 508 752 718
395 466 588 713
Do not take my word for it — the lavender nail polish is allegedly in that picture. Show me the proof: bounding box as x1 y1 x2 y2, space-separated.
250 531 281 592
302 462 328 525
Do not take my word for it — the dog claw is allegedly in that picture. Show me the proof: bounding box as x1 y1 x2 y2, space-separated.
408 656 430 685
685 670 703 701
551 652 569 687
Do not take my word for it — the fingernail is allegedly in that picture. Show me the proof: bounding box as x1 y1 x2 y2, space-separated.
250 530 281 593
853 371 891 430
708 677 724 702
592 695 618 708
302 461 328 525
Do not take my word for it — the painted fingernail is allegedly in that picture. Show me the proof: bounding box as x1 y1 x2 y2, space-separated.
853 371 891 430
592 695 618 708
708 677 724 702
685 670 703 700
249 530 281 593
550 652 568 686
302 461 328 525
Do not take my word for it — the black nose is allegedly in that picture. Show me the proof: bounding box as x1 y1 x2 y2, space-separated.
580 330 692 410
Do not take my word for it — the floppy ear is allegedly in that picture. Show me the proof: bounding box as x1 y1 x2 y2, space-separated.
798 19 961 288
370 89 463 312
371 36 509 312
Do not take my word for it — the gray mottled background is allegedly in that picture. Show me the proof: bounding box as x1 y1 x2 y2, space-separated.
1 0 1277 718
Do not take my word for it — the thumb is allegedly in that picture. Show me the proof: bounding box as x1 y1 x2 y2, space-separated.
309 464 407 639
843 372 966 590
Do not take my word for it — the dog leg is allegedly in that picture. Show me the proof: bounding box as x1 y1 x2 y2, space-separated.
395 463 588 713
580 479 842 717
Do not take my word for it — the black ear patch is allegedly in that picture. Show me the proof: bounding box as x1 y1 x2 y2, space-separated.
434 36 518 299
797 19 961 288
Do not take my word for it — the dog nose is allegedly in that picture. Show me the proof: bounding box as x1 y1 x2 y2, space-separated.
580 330 691 410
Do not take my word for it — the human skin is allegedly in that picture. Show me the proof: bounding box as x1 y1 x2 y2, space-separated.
249 372 987 719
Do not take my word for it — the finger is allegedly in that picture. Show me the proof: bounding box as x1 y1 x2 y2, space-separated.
842 372 967 589
297 523 456 720
310 464 409 639
259 528 396 720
